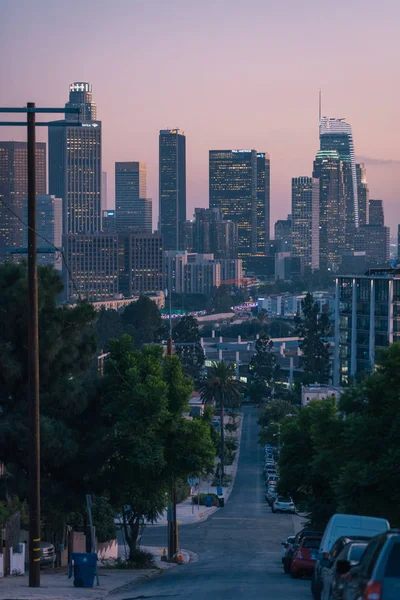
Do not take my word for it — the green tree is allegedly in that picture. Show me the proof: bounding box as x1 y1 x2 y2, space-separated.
0 263 98 539
173 316 205 385
95 308 124 350
249 334 279 402
295 292 331 383
200 362 245 477
121 296 163 347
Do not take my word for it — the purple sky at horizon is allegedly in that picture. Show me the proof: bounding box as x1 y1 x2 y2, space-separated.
1 0 399 234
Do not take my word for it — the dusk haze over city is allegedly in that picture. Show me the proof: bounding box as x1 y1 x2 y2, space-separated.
1 1 400 599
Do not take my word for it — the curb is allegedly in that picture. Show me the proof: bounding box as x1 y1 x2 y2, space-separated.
104 569 163 597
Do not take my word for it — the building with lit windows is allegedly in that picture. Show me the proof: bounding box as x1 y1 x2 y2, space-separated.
49 82 101 234
313 150 345 270
63 233 119 301
334 269 400 385
291 177 319 270
356 163 369 226
118 233 163 296
320 117 358 252
0 141 46 260
355 225 390 267
102 210 115 233
369 199 384 226
210 149 268 256
115 162 151 234
159 129 186 250
274 215 292 253
194 207 238 258
22 195 63 270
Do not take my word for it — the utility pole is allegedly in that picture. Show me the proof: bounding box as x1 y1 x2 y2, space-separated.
165 288 177 559
27 102 40 587
0 104 80 587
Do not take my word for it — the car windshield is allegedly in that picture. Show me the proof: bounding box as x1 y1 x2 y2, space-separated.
278 497 291 503
349 543 367 562
303 538 321 549
384 542 400 578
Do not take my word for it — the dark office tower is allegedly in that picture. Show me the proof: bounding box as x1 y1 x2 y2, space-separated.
102 209 116 233
274 215 292 253
356 163 369 226
118 233 164 297
49 83 101 234
257 152 271 252
369 199 384 226
291 178 319 270
102 171 108 208
65 82 97 121
355 225 390 267
159 129 186 250
115 162 151 234
22 195 63 270
0 141 46 260
313 150 345 270
181 219 195 251
320 117 358 251
209 149 259 256
194 207 238 258
398 225 400 262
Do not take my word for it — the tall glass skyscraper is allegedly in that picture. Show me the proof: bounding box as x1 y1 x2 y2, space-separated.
291 177 319 270
22 195 63 270
49 82 101 234
356 163 369 226
209 149 268 256
115 162 151 234
313 150 345 270
319 117 358 251
159 129 186 250
65 82 97 121
0 141 46 260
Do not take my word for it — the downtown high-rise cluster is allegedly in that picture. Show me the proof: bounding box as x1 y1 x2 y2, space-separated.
0 82 394 304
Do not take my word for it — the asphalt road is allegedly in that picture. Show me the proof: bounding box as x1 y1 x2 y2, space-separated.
114 406 311 600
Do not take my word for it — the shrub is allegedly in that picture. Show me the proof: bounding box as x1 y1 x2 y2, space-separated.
191 493 219 506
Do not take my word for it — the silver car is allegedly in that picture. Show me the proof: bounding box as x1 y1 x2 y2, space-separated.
272 496 295 514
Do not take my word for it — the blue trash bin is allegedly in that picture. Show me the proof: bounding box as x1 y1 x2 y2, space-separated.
205 495 213 507
68 552 98 588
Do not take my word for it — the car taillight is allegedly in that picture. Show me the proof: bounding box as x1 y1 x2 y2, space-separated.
364 581 382 600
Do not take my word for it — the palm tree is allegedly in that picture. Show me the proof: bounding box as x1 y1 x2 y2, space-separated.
200 362 245 479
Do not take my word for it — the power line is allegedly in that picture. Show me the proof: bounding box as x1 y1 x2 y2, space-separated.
0 196 131 388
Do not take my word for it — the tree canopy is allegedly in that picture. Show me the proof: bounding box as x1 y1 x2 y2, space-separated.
173 316 205 386
295 292 331 384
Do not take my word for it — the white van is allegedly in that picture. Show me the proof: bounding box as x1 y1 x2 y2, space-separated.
311 514 390 600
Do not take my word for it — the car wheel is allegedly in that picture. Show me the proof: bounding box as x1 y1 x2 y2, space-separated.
291 569 301 579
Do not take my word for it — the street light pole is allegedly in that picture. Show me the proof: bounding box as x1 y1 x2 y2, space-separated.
27 102 41 588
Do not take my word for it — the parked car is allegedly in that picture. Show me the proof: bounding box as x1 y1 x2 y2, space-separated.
266 474 278 484
40 541 56 567
284 529 323 574
281 535 295 563
311 514 390 600
272 496 295 514
291 536 322 578
328 541 369 600
266 489 278 506
337 529 400 600
319 537 370 599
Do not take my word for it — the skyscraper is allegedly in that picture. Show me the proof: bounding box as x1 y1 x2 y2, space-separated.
115 162 151 234
210 149 267 256
291 178 319 270
319 117 358 251
22 195 63 270
356 163 369 226
369 199 384 226
0 141 46 260
118 233 164 297
313 150 345 270
194 207 238 258
65 82 97 121
49 82 101 234
274 215 292 253
257 152 271 252
159 129 186 250
102 210 115 233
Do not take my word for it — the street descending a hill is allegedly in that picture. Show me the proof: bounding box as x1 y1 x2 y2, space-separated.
113 406 310 600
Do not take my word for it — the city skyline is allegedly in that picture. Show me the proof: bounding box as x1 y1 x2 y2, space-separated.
1 0 399 232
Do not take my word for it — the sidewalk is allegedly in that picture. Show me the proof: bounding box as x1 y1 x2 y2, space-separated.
0 546 191 600
146 413 243 527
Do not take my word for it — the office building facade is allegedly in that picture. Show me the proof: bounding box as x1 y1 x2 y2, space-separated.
102 210 115 233
194 207 238 258
334 269 400 385
369 199 384 226
65 82 97 121
356 163 369 226
49 83 101 234
159 129 186 250
291 177 319 270
355 225 390 267
63 233 119 301
118 233 163 297
313 150 345 270
22 195 62 270
320 117 358 251
0 141 46 259
274 216 292 253
210 149 266 256
115 162 151 234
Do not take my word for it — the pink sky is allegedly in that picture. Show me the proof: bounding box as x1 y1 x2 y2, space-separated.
1 0 399 234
